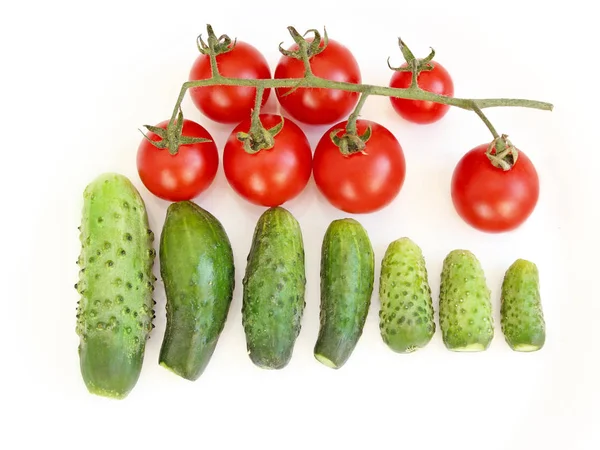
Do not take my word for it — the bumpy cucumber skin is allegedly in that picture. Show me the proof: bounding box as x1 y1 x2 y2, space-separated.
158 201 235 380
379 238 435 353
75 173 156 399
242 207 306 370
439 250 493 351
314 219 374 369
501 259 545 352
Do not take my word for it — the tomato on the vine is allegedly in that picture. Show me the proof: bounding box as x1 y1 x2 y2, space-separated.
389 61 454 124
274 39 361 125
137 119 218 202
451 143 539 233
189 41 271 124
313 120 406 214
223 114 312 207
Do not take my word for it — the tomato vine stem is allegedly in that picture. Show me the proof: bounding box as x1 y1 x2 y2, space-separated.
178 76 552 112
157 25 553 155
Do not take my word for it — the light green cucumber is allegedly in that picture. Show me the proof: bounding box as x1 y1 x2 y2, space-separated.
379 237 435 353
75 173 156 399
158 201 235 380
439 249 494 351
500 259 545 352
242 207 306 370
314 219 374 369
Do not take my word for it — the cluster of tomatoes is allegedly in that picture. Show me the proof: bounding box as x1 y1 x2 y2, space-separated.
136 35 540 233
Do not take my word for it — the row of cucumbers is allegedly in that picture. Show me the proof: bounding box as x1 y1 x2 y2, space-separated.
75 173 545 400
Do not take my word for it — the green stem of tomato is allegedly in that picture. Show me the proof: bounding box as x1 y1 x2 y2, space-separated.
168 84 191 132
165 30 553 154
250 86 265 132
209 54 220 78
409 60 420 88
167 75 551 153
300 50 314 78
171 77 551 142
235 86 285 154
346 91 371 135
471 102 500 139
159 25 555 156
179 77 553 111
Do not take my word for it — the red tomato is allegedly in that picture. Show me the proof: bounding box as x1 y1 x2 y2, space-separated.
223 114 312 207
313 120 406 213
189 41 271 124
389 61 454 124
137 119 218 202
451 144 539 233
274 39 361 125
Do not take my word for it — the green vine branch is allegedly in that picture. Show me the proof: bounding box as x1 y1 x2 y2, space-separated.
176 76 552 110
144 24 553 164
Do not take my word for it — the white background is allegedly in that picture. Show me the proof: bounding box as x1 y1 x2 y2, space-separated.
2 0 598 448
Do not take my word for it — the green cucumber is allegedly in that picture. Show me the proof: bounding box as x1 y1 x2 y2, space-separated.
242 207 306 369
75 173 156 399
378 237 435 353
158 201 235 380
500 259 546 352
439 249 494 351
314 218 374 369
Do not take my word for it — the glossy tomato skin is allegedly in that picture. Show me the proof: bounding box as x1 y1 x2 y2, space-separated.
137 119 218 202
189 41 271 124
274 39 361 125
223 114 312 207
451 144 539 233
390 61 454 124
313 120 406 213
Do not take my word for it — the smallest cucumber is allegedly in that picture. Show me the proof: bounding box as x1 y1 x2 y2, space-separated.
500 259 546 352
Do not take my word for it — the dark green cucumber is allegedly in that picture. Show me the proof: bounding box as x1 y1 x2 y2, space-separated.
158 201 235 380
314 219 374 369
379 237 435 353
242 207 306 369
439 249 494 351
75 173 156 399
500 259 546 352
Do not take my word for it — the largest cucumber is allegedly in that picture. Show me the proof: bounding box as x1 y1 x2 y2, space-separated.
242 207 306 369
158 201 235 380
314 218 374 369
75 173 156 399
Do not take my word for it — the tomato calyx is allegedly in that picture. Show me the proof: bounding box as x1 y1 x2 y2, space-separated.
387 38 435 87
330 125 372 156
278 26 328 62
141 109 212 155
196 24 236 57
275 27 332 101
237 115 285 154
485 134 519 171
